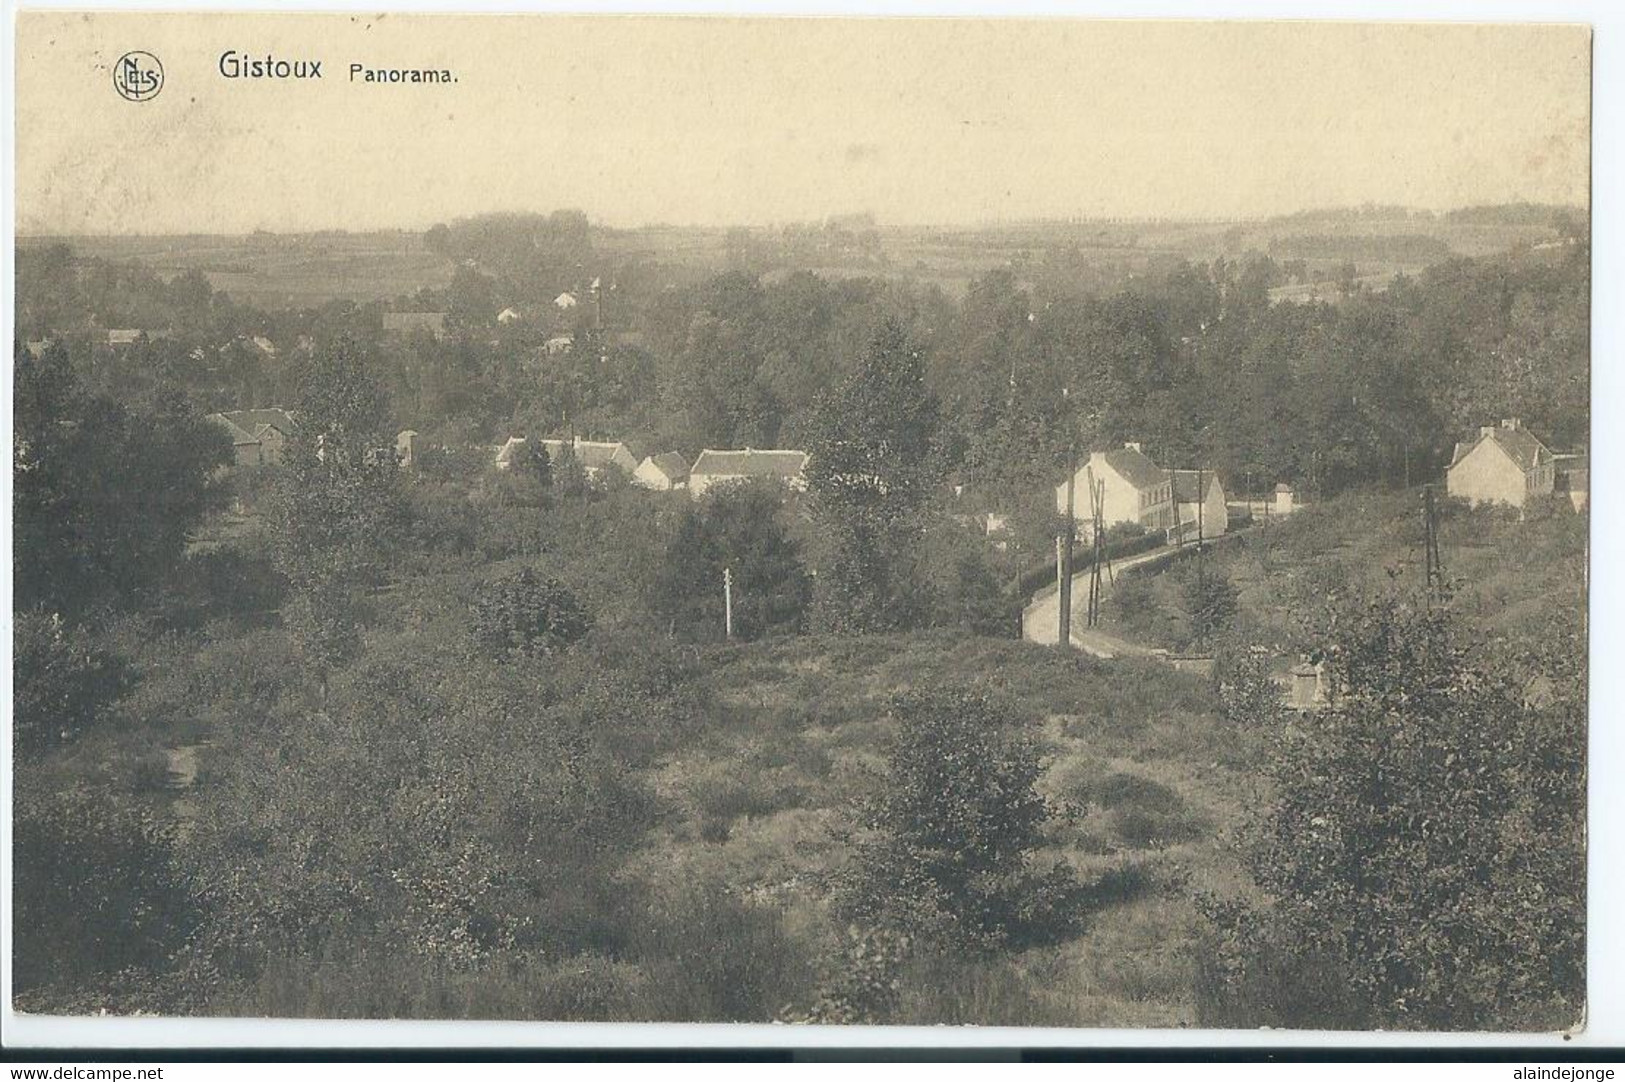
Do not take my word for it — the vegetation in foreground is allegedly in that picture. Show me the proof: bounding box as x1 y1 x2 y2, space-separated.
12 214 1588 1027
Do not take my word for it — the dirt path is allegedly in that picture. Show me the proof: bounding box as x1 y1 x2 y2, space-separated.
1023 529 1256 658
1021 544 1181 656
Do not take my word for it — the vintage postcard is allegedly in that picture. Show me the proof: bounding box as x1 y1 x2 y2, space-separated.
7 10 1591 1038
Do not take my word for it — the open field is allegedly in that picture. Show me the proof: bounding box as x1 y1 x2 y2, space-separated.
16 230 452 308
21 205 1573 308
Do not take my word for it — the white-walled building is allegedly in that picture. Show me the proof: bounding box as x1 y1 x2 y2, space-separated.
689 449 809 500
1056 443 1175 533
1171 469 1229 540
633 452 692 491
1446 419 1555 508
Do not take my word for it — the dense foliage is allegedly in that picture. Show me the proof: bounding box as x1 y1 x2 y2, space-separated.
10 209 1588 1026
470 565 592 658
836 684 1077 952
1200 598 1586 1030
14 341 232 614
647 481 811 642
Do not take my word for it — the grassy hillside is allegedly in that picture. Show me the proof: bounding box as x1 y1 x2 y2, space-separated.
1104 487 1587 659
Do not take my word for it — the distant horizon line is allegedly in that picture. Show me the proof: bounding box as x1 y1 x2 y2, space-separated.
14 199 1591 242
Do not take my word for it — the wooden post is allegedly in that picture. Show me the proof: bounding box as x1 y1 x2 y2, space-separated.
1058 464 1075 647
724 565 737 640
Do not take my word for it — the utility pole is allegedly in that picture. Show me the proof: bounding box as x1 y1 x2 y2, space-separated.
1086 472 1107 628
1423 484 1443 600
723 566 734 640
1059 464 1075 647
1196 463 1206 594
1057 387 1074 648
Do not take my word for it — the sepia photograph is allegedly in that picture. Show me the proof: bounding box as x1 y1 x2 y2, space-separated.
4 8 1597 1044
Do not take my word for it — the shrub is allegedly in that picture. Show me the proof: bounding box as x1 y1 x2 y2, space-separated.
1202 597 1585 1029
13 788 198 995
835 682 1082 951
13 611 132 755
648 481 811 642
470 565 591 658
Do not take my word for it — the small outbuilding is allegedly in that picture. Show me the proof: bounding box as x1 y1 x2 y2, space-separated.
633 452 692 491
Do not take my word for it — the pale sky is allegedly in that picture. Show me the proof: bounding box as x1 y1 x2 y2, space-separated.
14 14 1592 233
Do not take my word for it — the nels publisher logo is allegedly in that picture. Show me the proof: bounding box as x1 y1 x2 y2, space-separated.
113 51 164 101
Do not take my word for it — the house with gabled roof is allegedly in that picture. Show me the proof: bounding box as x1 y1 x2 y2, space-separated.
633 452 691 491
1445 419 1555 509
689 449 809 500
206 407 298 468
537 437 639 479
1171 468 1228 540
1056 442 1175 532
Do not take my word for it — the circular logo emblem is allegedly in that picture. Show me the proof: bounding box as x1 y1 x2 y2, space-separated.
113 51 164 101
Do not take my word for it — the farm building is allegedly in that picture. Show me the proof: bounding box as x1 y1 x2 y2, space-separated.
554 292 578 310
537 437 640 480
1056 443 1175 533
395 430 419 469
1554 453 1588 512
1445 419 1555 509
207 407 297 468
497 307 522 324
383 311 447 338
493 436 530 471
689 449 810 500
1171 469 1228 540
633 452 692 491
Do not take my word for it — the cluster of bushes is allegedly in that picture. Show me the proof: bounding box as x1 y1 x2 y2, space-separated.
1197 597 1585 1030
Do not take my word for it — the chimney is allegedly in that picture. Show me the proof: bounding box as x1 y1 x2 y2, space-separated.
1501 418 1523 431
1480 425 1497 439
1124 441 1143 454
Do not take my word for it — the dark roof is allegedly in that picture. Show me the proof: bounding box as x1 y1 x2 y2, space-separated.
645 451 690 481
692 449 809 479
1171 469 1222 503
210 408 296 444
1099 446 1167 490
539 438 635 472
223 408 296 434
1452 426 1553 473
207 414 260 446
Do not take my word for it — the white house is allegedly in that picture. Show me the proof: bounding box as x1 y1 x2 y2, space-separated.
554 292 579 310
689 449 809 500
1056 443 1175 533
1445 419 1555 508
207 407 297 468
633 452 691 491
537 437 640 479
1171 469 1228 540
395 429 419 469
497 307 522 325
493 436 529 471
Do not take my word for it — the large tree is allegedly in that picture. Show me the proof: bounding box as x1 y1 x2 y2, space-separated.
648 481 811 642
804 319 939 633
13 341 232 615
270 337 402 676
